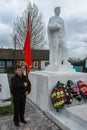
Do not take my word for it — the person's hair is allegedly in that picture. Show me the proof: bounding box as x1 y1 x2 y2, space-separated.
15 65 22 70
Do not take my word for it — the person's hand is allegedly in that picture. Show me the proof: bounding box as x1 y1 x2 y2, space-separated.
25 91 29 96
24 82 28 87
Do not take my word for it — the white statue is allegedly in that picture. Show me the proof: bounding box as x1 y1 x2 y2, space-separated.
46 7 75 72
48 7 68 66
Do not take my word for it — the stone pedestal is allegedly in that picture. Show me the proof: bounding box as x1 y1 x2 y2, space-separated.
45 62 75 72
28 71 87 111
28 71 87 130
0 73 11 107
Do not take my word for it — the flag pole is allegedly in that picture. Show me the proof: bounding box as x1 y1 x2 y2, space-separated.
25 65 31 83
25 13 30 82
23 12 32 82
25 65 28 83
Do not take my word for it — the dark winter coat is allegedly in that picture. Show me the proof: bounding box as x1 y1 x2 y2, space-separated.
11 74 31 97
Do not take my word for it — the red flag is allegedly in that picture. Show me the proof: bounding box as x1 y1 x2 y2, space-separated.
23 14 32 79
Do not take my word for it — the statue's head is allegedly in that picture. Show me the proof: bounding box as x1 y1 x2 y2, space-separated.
54 7 61 16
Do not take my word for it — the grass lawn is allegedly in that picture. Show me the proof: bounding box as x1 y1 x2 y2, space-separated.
7 72 14 86
0 96 13 116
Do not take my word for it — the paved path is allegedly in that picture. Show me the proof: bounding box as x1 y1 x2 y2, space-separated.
0 98 62 130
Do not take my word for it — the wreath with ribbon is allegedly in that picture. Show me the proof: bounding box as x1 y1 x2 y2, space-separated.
67 80 81 101
77 80 87 99
51 81 65 111
63 86 73 104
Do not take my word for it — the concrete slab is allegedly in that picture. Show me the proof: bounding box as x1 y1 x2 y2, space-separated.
0 73 11 100
28 71 87 111
47 110 86 130
66 104 87 121
28 71 87 130
66 104 87 129
0 73 11 107
0 101 11 107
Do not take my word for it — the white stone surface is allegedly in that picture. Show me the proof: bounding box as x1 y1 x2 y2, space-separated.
66 104 87 128
47 110 86 130
0 73 11 100
46 62 75 72
47 7 75 72
0 101 11 107
47 7 70 69
48 7 67 66
28 71 87 130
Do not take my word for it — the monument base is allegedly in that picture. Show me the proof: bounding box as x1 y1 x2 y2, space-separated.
45 62 75 72
47 105 87 130
28 71 87 130
0 100 11 107
0 73 11 107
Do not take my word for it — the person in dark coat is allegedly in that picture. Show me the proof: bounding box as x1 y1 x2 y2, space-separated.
11 65 31 127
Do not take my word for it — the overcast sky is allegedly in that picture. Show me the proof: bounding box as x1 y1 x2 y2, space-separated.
0 0 87 59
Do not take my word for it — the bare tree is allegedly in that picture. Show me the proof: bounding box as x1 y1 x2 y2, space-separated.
12 2 46 49
68 57 84 65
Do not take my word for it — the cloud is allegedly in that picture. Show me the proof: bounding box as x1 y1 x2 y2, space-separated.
64 17 87 59
0 0 28 48
68 41 87 59
65 18 87 43
0 23 12 47
0 0 87 59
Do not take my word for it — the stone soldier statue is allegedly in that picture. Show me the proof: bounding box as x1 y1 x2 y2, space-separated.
47 7 68 68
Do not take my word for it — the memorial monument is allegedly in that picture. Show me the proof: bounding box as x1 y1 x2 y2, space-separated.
46 7 74 72
28 7 87 130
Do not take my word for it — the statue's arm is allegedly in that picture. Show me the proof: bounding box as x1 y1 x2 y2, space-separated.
48 17 64 32
48 22 61 31
48 18 61 31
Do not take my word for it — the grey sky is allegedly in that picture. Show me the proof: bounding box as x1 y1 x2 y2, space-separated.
0 0 87 59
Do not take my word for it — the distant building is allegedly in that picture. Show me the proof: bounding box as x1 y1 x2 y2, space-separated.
0 48 87 73
0 49 49 73
69 58 87 72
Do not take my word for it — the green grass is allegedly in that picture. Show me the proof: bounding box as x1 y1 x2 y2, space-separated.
7 73 14 86
0 96 13 116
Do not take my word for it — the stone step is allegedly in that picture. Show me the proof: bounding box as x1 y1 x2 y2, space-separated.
45 97 87 130
47 93 87 130
46 109 86 130
65 104 87 129
67 98 87 107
